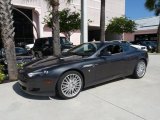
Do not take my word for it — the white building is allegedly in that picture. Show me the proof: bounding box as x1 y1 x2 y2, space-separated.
124 16 160 41
8 0 125 46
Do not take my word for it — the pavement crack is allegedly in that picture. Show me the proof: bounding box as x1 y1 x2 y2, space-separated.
86 91 147 120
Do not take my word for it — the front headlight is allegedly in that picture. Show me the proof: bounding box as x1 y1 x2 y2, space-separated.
28 70 48 78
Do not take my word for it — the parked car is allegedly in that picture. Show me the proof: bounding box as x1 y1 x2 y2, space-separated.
32 37 74 58
18 41 148 99
129 43 148 51
131 40 157 52
0 47 34 72
25 44 34 50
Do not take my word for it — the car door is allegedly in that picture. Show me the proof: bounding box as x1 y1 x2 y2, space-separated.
94 44 125 83
122 44 139 76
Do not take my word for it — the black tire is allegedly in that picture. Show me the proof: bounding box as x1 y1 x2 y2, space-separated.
132 60 146 79
57 71 83 99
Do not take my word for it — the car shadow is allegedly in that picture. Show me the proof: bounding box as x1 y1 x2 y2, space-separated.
12 82 61 100
13 77 130 100
83 77 127 91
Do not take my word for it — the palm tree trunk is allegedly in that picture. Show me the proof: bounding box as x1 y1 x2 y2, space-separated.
100 0 106 42
0 0 18 80
51 0 61 56
157 18 160 53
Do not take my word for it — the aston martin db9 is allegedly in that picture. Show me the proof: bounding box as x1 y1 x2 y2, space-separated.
18 41 148 99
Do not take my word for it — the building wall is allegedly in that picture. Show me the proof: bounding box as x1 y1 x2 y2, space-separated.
60 0 125 26
124 16 159 41
11 0 125 45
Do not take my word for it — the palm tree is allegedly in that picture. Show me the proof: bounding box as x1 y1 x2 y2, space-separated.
100 0 106 42
0 0 73 81
0 0 18 80
45 0 61 56
44 0 73 56
145 0 160 52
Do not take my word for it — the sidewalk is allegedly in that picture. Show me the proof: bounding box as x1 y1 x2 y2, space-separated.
0 54 160 120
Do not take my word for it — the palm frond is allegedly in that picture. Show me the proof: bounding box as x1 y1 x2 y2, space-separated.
155 8 160 15
145 0 156 11
45 0 72 5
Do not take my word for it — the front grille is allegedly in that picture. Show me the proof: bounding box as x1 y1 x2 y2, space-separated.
21 85 26 90
30 88 40 92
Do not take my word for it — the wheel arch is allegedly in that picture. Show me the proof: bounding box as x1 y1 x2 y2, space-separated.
139 58 148 66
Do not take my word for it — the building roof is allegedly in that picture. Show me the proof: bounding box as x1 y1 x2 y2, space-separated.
135 16 160 31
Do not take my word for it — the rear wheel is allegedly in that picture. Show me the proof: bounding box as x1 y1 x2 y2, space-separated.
133 60 146 78
57 71 83 99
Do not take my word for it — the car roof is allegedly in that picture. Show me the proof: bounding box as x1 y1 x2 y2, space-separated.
88 40 129 44
36 36 66 40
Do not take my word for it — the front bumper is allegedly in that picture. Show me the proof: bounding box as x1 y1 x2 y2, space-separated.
18 73 56 96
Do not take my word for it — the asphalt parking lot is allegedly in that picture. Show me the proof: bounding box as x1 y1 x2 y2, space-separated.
0 54 160 120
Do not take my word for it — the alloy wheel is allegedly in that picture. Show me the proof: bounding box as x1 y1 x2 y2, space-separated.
61 73 82 98
136 61 146 78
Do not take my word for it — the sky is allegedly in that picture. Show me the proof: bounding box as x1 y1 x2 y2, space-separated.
126 0 155 20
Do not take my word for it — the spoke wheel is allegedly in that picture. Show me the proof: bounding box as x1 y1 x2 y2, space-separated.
133 60 146 78
57 71 83 99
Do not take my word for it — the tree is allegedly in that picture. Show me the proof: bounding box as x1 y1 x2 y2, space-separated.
44 0 73 56
43 8 81 40
0 0 18 80
45 0 61 56
100 0 106 42
106 16 137 40
145 0 160 53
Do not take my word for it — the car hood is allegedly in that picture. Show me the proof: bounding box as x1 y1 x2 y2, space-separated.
24 55 83 71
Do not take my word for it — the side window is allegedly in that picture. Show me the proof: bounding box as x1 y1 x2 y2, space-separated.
100 45 114 56
112 45 123 54
48 37 53 45
34 39 42 46
45 39 49 45
101 44 123 56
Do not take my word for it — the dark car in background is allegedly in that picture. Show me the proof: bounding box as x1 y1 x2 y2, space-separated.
131 40 157 52
18 41 148 99
0 47 33 72
32 37 74 58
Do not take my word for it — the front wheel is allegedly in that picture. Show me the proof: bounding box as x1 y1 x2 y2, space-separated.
133 60 146 78
57 71 83 99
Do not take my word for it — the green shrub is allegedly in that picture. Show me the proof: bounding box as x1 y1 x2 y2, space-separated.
0 63 24 83
0 65 6 83
17 63 25 69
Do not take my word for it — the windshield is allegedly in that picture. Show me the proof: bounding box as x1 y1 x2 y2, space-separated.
66 43 102 56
